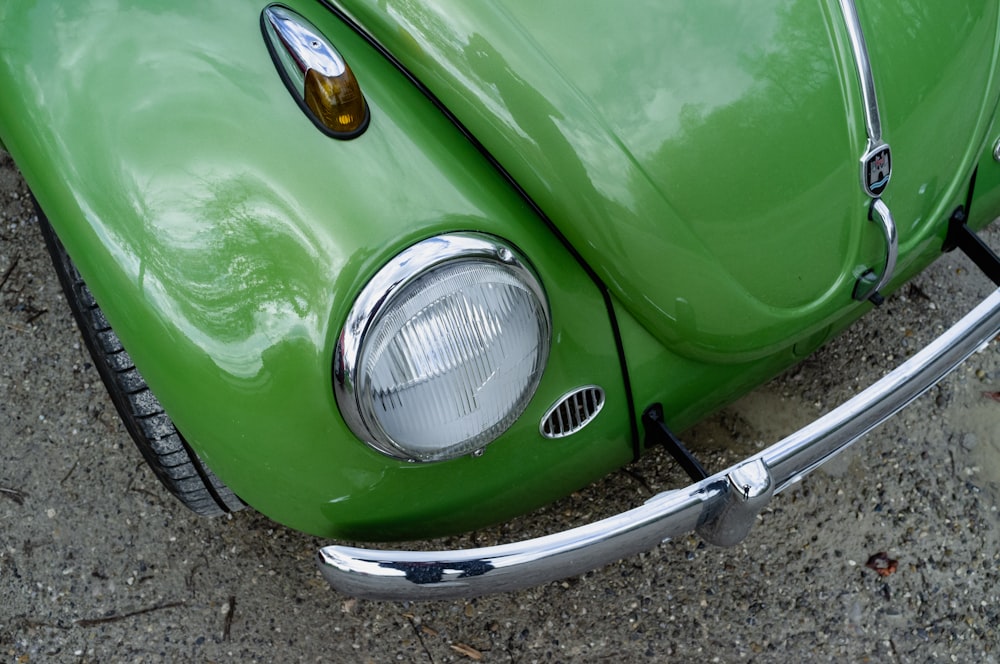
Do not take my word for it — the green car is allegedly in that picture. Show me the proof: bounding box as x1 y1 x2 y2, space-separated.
1 0 999 599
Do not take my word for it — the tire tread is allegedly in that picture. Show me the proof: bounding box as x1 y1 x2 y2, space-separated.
38 208 245 517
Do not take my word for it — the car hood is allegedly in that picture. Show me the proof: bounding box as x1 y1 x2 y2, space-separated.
337 0 1000 361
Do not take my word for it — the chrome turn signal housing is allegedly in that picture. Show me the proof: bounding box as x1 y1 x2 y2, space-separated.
334 234 551 462
262 4 370 138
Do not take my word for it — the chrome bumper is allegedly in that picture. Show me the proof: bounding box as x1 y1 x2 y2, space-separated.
318 288 1000 600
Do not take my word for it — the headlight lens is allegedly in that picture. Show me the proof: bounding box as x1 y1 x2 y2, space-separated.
334 234 550 462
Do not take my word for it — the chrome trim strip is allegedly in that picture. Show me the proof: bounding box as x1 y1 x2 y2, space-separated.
856 198 899 300
837 0 898 298
838 0 882 143
871 199 899 296
318 288 1000 599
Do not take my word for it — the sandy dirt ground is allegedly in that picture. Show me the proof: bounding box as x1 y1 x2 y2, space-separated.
1 149 999 662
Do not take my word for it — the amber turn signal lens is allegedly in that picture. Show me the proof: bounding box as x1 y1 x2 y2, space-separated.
304 66 367 135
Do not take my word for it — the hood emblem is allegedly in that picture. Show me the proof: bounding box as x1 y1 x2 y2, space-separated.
862 143 891 198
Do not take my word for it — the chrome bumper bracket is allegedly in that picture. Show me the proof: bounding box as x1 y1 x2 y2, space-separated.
644 405 775 547
643 405 709 482
695 459 774 547
945 207 1000 285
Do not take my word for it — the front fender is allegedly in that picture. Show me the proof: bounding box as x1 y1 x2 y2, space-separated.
0 0 633 539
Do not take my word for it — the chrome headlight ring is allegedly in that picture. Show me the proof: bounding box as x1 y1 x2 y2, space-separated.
334 233 551 462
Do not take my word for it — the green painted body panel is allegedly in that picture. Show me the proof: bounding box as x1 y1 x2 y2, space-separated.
0 0 634 539
1 0 999 540
340 0 1000 361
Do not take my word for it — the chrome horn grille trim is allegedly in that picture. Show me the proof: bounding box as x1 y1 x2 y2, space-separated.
539 386 605 439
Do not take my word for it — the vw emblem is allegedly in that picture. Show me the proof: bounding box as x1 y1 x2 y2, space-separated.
862 143 892 198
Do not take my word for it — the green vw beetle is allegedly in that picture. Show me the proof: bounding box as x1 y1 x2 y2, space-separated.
1 0 999 599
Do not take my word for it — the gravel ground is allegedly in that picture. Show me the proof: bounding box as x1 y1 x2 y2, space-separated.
1 149 999 662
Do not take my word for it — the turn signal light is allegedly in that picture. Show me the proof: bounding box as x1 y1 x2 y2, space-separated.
262 4 370 138
303 67 367 135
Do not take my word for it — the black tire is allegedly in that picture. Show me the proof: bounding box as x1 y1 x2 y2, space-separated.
37 204 244 516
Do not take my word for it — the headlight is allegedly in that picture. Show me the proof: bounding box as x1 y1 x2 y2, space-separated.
334 233 550 462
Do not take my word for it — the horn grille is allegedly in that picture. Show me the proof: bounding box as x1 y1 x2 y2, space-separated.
540 386 605 439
